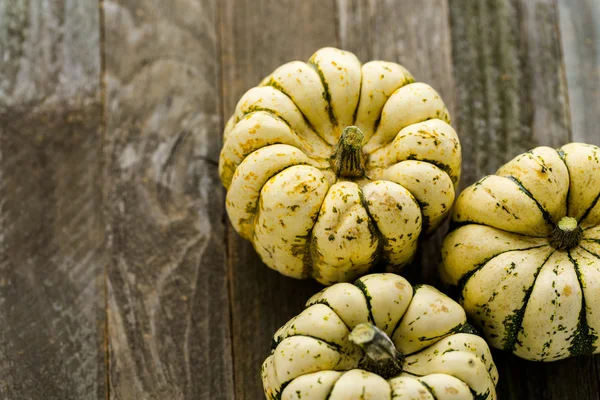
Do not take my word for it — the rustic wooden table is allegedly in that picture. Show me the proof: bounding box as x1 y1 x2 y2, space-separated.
1 0 599 399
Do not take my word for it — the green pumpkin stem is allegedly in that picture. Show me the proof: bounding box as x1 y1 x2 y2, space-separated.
550 216 583 250
330 126 365 178
348 322 404 379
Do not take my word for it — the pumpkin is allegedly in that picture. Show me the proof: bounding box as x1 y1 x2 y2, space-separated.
219 47 461 285
262 273 498 399
441 143 600 361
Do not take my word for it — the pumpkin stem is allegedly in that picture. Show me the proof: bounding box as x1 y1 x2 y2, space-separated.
348 322 404 379
550 216 583 250
330 126 365 178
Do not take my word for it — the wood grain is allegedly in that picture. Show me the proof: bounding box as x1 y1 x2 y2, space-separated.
219 1 338 398
102 1 233 398
337 0 456 285
0 1 598 399
558 0 600 145
0 0 106 399
450 0 598 399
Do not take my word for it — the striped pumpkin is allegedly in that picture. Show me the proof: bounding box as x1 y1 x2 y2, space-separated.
441 143 600 361
262 273 498 399
220 47 461 285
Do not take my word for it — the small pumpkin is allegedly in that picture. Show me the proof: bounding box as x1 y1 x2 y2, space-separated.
441 143 600 361
220 47 461 285
262 273 498 399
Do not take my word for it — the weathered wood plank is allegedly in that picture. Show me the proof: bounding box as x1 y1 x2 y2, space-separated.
558 0 600 145
450 1 598 399
451 0 572 186
337 0 456 285
103 1 233 398
219 1 338 398
0 0 106 399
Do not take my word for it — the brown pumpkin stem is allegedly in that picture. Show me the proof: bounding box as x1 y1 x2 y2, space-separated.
330 126 365 178
550 216 583 250
348 323 404 379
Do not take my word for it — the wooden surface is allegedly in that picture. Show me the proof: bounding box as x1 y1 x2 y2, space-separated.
559 0 600 145
0 0 599 399
0 1 106 399
103 1 232 399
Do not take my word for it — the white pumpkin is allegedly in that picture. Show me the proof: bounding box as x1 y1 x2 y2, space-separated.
441 143 600 361
220 47 461 285
262 273 498 399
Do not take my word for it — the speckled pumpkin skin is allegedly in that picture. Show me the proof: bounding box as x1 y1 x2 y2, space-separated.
220 47 461 285
441 143 600 361
262 274 498 400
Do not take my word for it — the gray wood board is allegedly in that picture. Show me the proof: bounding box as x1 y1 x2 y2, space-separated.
450 0 598 399
102 0 233 398
0 0 106 399
559 0 600 145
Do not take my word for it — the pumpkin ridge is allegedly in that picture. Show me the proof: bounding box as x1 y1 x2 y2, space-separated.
220 112 310 187
389 284 416 340
307 59 338 128
306 299 354 334
323 371 388 400
410 197 431 235
481 183 521 222
404 153 457 186
399 370 421 377
353 279 377 325
351 69 363 125
357 188 387 270
241 105 293 129
270 380 291 400
580 242 600 257
556 148 573 216
524 149 561 185
578 190 600 226
364 82 451 152
262 77 329 145
502 250 556 353
237 110 307 146
300 227 316 279
567 251 598 356
504 175 555 226
271 333 344 354
320 374 344 400
403 322 473 356
244 161 313 236
456 243 551 298
240 101 331 153
418 380 438 399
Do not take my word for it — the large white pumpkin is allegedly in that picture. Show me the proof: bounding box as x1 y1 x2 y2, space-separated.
262 273 498 399
220 47 461 285
441 143 600 361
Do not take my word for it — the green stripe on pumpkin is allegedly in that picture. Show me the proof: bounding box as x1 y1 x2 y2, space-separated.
501 250 556 353
419 380 439 400
353 279 376 326
307 59 338 127
567 252 597 356
505 175 555 226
